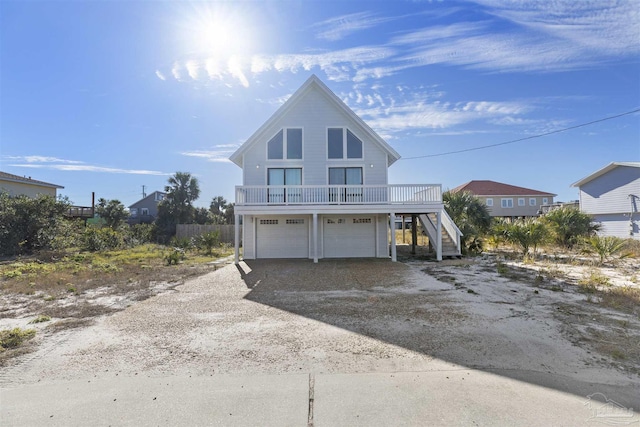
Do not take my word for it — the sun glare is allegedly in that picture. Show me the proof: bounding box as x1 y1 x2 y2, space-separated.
184 4 254 58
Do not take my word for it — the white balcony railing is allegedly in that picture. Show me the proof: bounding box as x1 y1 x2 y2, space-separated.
235 184 442 206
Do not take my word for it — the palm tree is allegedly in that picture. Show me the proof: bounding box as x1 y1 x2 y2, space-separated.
506 218 548 257
209 196 227 216
163 172 200 224
542 206 600 248
443 190 492 254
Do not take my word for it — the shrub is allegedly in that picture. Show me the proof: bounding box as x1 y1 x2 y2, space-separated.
165 249 185 265
128 223 156 245
82 227 125 252
0 328 36 351
582 236 630 265
0 193 71 256
169 236 193 250
542 207 600 248
195 231 220 255
505 219 549 256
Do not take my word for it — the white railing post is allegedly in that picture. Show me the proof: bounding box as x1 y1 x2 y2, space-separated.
313 213 318 263
436 210 442 261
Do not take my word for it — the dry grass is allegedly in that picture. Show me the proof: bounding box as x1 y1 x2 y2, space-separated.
393 229 429 246
0 244 234 322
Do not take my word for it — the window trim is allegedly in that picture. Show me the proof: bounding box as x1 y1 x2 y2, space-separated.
542 197 549 204
267 127 304 160
326 127 364 160
518 198 525 206
501 198 514 208
485 198 493 207
529 198 537 206
141 208 150 216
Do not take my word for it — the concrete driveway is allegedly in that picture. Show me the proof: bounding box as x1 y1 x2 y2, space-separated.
2 258 639 426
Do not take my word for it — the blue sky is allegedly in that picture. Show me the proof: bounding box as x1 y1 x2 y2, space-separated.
1 0 639 208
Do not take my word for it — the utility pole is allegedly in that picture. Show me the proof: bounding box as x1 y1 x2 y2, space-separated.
142 185 146 198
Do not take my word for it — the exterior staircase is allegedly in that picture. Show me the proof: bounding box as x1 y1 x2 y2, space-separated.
419 212 463 257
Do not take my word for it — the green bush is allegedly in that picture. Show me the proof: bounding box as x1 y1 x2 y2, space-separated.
542 207 600 248
0 193 71 256
169 236 193 250
195 231 220 255
128 223 156 245
82 227 125 252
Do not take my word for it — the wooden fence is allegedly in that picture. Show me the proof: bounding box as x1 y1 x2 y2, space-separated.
176 224 237 243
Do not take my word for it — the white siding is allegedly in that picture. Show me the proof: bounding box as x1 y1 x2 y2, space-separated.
579 166 640 215
242 215 256 259
242 87 389 187
594 214 638 240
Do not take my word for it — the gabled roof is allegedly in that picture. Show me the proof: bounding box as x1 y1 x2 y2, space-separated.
451 180 555 197
0 171 64 189
571 162 640 187
128 191 165 208
229 74 401 167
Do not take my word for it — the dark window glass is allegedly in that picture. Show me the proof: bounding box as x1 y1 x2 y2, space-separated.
329 168 345 185
286 128 302 159
328 128 343 159
267 130 283 159
346 130 362 158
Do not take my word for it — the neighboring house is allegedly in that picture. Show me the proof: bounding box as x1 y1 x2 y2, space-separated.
128 191 165 224
571 162 640 239
230 75 462 263
450 180 556 218
0 171 64 198
540 200 579 214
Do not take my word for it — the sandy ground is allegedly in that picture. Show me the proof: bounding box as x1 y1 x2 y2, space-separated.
1 255 638 408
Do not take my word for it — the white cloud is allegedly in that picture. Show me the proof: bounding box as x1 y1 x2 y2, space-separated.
312 11 395 41
171 62 182 80
185 60 200 80
180 148 235 163
5 155 170 175
155 70 166 81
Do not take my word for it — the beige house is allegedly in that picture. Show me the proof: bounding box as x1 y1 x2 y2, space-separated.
451 180 555 218
0 171 64 198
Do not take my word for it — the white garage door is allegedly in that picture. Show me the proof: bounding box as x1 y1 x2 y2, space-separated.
256 216 309 259
323 215 376 258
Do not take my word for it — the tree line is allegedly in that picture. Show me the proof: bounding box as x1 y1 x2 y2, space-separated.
0 172 233 256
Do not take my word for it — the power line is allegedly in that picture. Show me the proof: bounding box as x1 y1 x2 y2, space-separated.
400 107 640 160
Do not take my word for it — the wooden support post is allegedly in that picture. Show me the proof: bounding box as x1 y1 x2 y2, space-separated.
411 215 417 255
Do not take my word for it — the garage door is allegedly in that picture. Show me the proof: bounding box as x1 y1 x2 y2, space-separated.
323 215 376 258
256 216 309 259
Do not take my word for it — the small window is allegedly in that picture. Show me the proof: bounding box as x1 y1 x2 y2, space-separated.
326 218 345 224
141 208 149 215
130 208 138 217
518 198 525 206
501 198 513 208
155 193 164 201
286 129 302 159
485 198 493 207
286 219 304 224
353 218 371 224
260 219 279 225
542 197 549 204
529 198 536 206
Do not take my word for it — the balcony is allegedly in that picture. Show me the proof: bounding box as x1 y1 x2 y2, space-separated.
235 184 442 206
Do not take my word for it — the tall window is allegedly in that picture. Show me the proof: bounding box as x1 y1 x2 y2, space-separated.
268 128 303 160
268 168 302 203
329 167 363 202
328 128 363 159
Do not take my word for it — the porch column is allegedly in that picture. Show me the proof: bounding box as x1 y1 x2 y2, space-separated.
390 213 397 262
313 213 318 263
234 214 240 264
436 210 442 261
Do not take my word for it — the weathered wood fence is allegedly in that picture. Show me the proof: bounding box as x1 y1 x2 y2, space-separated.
176 224 237 243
